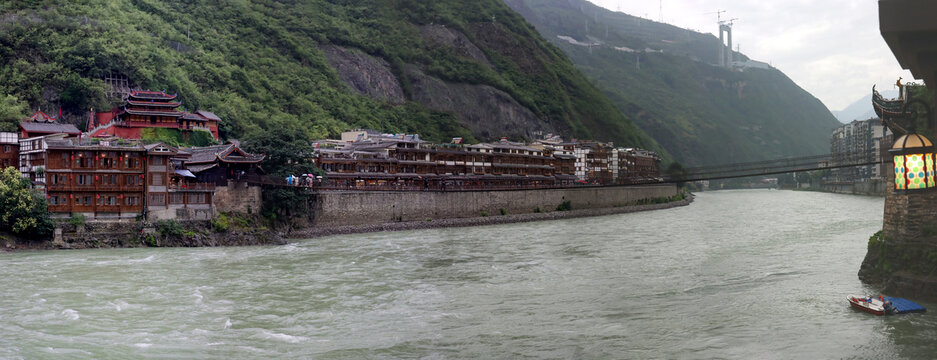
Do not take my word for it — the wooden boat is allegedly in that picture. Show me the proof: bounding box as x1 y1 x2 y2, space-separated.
847 295 885 315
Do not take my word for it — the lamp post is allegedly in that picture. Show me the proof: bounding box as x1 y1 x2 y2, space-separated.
873 84 936 193
890 133 936 192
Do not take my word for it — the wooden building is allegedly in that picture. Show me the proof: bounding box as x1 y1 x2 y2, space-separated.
315 138 566 188
18 110 81 139
42 138 150 218
181 142 266 186
0 132 18 170
19 137 216 219
88 90 220 140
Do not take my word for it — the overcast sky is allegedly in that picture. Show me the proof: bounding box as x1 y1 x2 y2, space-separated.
587 0 913 111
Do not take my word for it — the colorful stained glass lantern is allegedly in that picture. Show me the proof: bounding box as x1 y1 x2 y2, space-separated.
891 133 936 192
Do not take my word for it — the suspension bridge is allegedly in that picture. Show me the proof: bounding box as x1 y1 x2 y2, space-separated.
662 150 884 183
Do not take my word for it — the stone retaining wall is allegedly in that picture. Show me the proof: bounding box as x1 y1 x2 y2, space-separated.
310 184 679 227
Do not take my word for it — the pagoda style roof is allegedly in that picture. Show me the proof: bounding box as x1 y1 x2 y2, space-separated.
124 108 183 118
127 100 182 107
185 142 265 165
129 90 177 101
19 122 80 135
24 110 57 123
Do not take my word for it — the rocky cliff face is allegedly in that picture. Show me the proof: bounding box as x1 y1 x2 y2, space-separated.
322 30 557 141
320 45 406 105
405 66 554 139
419 25 492 68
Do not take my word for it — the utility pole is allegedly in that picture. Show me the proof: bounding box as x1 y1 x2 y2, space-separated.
659 0 663 23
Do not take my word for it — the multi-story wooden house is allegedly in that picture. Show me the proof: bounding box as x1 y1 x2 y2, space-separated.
0 132 18 170
42 138 149 218
17 137 214 219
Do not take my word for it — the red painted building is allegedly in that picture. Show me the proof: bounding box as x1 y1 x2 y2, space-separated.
88 90 220 140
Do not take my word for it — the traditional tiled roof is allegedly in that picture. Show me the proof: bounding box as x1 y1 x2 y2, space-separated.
195 110 222 122
19 122 80 135
129 90 177 100
124 108 183 117
127 100 181 107
185 143 264 165
187 163 218 173
25 110 57 123
181 113 207 121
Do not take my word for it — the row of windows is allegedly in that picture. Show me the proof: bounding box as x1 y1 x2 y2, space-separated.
48 193 207 207
50 152 170 169
48 174 145 186
49 195 141 207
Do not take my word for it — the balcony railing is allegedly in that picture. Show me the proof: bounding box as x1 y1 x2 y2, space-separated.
169 182 216 191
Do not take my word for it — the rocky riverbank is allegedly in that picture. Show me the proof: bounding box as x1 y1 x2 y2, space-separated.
1 219 284 252
1 193 692 251
287 193 693 239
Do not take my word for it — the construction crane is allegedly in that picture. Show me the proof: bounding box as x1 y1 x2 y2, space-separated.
704 10 726 23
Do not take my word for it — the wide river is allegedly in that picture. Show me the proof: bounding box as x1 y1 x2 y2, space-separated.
2 190 936 359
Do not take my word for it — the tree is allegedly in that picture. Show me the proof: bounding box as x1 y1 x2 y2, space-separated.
242 116 324 224
666 161 687 187
0 94 28 132
242 116 320 177
0 167 54 239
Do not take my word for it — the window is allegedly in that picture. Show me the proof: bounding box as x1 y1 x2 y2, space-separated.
171 193 185 204
149 194 165 206
187 193 206 204
77 174 93 185
3 145 10 153
151 156 164 165
151 173 163 186
125 196 140 206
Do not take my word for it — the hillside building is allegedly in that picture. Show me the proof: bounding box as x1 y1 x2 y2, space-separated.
87 90 220 141
18 110 81 139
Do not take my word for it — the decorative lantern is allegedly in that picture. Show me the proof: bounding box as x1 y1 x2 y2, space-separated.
891 133 936 192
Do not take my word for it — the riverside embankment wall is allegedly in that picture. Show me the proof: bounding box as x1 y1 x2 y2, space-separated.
311 184 678 227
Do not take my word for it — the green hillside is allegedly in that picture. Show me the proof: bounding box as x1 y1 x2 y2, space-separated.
0 0 666 159
506 0 842 165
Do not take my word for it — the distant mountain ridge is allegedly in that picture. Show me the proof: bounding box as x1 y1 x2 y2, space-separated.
505 0 842 165
0 0 664 157
834 90 898 123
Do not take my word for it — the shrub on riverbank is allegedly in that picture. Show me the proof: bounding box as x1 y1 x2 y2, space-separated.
556 200 572 211
0 167 53 239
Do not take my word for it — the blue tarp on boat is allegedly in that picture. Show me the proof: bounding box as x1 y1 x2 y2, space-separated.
884 297 927 314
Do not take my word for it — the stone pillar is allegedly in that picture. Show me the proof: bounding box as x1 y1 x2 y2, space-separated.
726 26 733 65
718 28 725 67
860 157 937 299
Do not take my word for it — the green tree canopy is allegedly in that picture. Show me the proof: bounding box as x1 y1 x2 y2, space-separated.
0 167 53 239
0 94 27 132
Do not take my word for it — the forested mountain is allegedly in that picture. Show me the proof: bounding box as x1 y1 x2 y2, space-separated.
505 0 842 165
0 0 666 160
